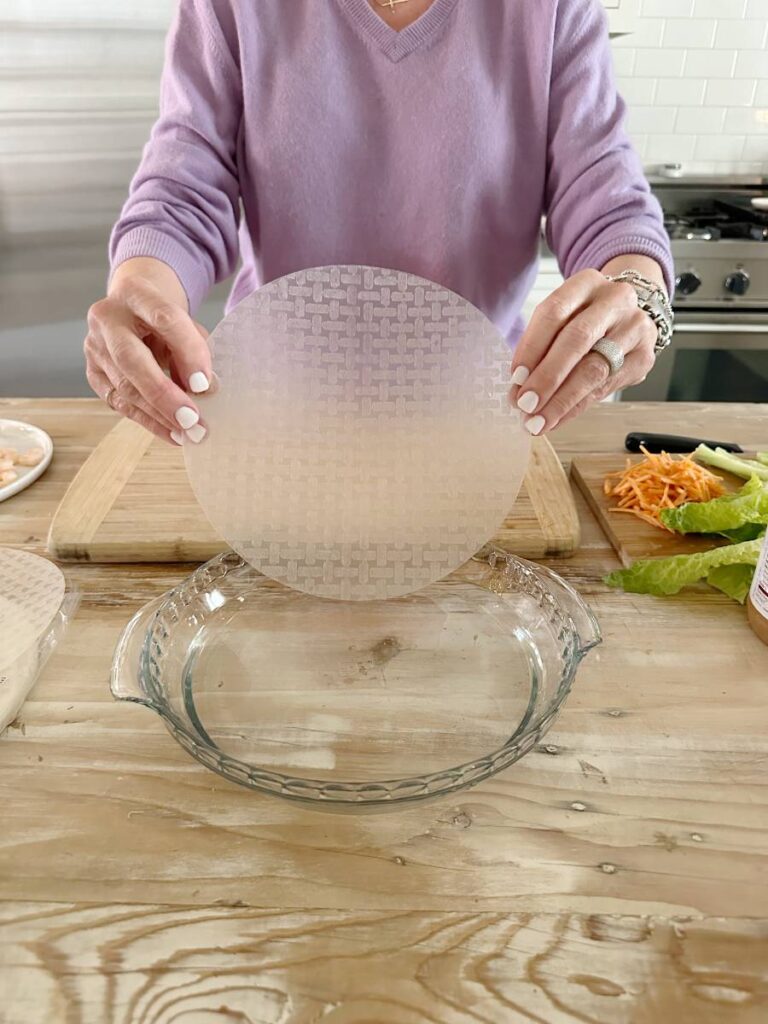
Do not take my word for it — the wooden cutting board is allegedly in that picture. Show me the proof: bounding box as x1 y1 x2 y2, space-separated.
571 454 743 567
48 419 580 563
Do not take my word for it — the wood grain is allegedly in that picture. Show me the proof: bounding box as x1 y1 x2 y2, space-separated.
498 432 581 557
2 904 766 1024
2 399 768 1022
570 453 747 566
2 580 767 915
46 420 581 562
46 417 154 557
2 398 766 510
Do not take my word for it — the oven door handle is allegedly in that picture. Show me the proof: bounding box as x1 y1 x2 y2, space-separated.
673 321 768 334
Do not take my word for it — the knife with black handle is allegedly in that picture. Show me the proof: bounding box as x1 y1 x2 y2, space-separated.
625 432 743 454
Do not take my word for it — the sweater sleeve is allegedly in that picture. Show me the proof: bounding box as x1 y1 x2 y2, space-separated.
109 0 242 313
543 0 674 297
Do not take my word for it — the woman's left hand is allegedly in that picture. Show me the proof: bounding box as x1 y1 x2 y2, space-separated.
509 268 658 434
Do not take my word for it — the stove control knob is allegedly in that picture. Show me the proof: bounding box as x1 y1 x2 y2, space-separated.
675 271 701 297
724 269 750 297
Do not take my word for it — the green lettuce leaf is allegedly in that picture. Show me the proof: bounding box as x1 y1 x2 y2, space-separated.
659 476 768 534
720 523 766 543
706 564 754 604
604 536 764 597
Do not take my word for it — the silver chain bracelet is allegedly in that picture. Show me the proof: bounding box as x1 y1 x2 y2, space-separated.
605 269 675 354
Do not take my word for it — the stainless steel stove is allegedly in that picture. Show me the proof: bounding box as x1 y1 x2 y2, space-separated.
626 175 768 403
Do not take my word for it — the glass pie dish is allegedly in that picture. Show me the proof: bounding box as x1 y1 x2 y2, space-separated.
111 550 600 808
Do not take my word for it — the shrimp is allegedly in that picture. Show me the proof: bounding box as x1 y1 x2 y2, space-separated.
0 459 14 473
15 447 44 467
0 447 19 462
0 469 18 486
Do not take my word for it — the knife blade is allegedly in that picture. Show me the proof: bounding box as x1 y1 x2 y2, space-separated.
625 432 743 454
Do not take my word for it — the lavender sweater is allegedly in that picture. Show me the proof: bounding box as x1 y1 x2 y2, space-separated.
110 0 673 344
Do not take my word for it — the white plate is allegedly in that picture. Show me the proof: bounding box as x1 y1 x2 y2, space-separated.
0 419 54 503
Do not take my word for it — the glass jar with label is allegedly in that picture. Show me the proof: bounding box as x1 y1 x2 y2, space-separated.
747 533 768 646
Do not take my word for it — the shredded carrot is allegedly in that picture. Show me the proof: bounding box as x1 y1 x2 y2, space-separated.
603 446 725 532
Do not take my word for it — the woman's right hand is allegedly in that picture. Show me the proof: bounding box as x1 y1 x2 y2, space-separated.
84 257 213 445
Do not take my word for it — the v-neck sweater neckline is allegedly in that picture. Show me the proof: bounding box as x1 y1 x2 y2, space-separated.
335 0 460 62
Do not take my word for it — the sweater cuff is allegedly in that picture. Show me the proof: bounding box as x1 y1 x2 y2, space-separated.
568 234 675 301
110 227 212 314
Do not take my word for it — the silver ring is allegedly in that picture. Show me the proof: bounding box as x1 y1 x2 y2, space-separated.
104 386 118 410
591 337 624 377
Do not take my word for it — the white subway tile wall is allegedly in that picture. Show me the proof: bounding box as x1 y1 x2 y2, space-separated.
613 0 768 174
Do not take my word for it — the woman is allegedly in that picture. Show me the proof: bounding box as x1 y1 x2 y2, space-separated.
85 0 673 445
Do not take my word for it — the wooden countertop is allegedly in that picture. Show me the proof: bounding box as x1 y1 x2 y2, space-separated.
2 398 767 1023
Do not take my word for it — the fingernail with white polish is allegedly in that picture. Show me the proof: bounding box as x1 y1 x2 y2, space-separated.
189 372 210 394
170 429 184 446
185 423 207 444
175 406 199 430
511 366 530 386
517 391 539 414
525 415 546 436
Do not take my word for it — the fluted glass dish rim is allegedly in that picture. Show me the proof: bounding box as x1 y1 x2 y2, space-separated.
113 550 601 807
